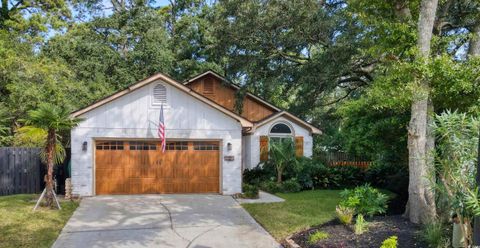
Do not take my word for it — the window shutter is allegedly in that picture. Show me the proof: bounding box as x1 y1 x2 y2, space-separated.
260 136 269 162
295 136 303 157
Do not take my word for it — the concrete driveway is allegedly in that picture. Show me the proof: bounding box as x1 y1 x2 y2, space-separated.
53 195 280 248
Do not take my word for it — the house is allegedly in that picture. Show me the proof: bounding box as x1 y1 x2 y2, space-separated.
70 70 321 196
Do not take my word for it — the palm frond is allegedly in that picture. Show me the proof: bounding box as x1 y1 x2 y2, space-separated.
39 143 66 165
14 126 47 147
25 103 83 131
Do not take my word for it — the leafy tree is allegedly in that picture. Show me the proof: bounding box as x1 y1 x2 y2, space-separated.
0 31 102 133
21 103 81 208
433 111 480 247
44 7 175 90
268 138 297 183
0 0 73 39
211 0 369 114
0 103 12 145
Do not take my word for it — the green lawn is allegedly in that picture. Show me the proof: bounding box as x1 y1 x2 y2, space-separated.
0 194 79 248
242 190 342 240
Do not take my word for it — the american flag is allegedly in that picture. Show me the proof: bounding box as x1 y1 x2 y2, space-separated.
158 104 166 153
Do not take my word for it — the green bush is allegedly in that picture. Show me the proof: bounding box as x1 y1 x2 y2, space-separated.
260 181 282 194
380 236 398 248
354 214 368 235
339 184 389 217
281 178 302 193
243 165 275 186
420 221 450 248
335 205 354 225
291 157 325 189
308 231 329 244
365 162 408 196
242 184 259 199
244 158 372 191
311 165 366 189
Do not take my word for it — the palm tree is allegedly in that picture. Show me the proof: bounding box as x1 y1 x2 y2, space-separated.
269 138 297 183
20 103 81 208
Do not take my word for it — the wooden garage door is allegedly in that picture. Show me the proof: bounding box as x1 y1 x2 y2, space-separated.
95 140 220 195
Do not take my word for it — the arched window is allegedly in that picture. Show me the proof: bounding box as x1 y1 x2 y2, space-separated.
270 123 292 134
152 84 167 105
269 122 294 144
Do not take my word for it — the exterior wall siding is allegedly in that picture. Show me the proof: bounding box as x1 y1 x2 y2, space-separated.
245 116 313 169
71 80 243 196
188 75 276 122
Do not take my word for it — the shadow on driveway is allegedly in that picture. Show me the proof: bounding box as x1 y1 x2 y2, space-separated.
53 195 280 248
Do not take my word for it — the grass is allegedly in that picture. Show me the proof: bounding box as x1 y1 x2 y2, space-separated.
242 190 342 240
0 194 79 248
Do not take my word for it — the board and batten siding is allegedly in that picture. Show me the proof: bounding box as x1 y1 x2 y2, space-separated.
188 75 276 122
244 116 313 169
71 79 243 196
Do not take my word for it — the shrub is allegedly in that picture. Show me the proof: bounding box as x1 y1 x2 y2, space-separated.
336 205 354 225
420 221 450 248
260 181 282 194
243 165 275 186
291 157 325 189
281 178 302 193
354 214 368 235
365 162 408 196
339 184 389 217
330 166 366 188
311 165 366 189
380 236 398 248
242 184 259 199
308 231 329 244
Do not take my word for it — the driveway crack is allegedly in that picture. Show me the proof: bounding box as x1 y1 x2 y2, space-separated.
158 201 190 242
185 225 221 248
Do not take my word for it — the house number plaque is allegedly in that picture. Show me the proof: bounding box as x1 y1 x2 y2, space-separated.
224 156 234 161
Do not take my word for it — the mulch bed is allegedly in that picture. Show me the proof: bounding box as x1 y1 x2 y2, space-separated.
290 215 426 248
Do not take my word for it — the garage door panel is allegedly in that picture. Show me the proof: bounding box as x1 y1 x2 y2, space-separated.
95 140 219 195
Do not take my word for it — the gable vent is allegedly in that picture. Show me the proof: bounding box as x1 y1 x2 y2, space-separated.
153 84 167 105
203 79 215 96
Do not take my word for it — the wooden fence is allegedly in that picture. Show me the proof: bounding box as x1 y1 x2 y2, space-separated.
0 147 44 196
317 151 372 169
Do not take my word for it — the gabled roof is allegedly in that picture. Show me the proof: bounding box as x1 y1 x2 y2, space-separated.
254 111 322 134
184 70 281 112
71 72 253 128
184 70 321 134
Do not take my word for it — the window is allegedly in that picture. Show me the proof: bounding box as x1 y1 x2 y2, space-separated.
129 141 157 150
269 122 294 149
166 141 188 150
96 141 124 150
152 84 167 105
270 123 292 134
193 142 219 151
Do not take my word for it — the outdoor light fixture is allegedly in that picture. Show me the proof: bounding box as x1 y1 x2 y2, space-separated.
227 142 232 151
82 141 88 151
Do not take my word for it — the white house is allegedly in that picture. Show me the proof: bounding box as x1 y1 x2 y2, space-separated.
70 71 321 196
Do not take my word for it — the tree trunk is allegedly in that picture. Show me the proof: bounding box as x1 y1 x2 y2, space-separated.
405 0 438 224
468 23 480 57
45 129 56 208
277 166 283 183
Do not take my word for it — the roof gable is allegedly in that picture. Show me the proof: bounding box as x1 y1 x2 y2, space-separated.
184 71 321 134
71 73 253 128
254 111 322 134
184 70 281 112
